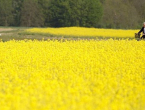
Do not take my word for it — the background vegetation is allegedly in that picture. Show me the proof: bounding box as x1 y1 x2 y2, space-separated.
0 0 145 29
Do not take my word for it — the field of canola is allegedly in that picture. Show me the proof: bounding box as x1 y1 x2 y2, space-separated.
0 39 145 110
25 27 139 38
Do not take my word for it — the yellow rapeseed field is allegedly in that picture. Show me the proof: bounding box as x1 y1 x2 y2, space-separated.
25 27 139 38
0 39 145 110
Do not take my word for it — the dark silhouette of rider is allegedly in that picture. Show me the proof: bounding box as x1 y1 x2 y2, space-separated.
138 22 145 39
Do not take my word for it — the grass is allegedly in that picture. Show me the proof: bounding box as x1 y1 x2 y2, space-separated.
0 27 49 41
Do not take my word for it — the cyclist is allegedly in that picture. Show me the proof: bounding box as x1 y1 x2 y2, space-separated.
138 22 145 39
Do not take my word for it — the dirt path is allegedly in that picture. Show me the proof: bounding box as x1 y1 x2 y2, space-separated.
0 28 14 32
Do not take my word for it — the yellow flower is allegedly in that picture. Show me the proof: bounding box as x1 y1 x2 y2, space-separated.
25 27 139 38
0 39 145 110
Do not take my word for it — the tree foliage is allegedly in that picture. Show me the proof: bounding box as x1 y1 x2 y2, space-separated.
20 0 44 27
102 0 139 28
48 0 102 27
0 0 13 26
0 0 144 29
12 0 24 26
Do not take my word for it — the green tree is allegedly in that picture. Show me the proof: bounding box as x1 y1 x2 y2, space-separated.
101 0 139 29
38 0 50 26
20 0 44 27
12 0 24 26
69 0 103 27
84 0 103 27
99 0 105 4
0 0 13 26
48 0 103 27
129 0 145 27
47 0 71 27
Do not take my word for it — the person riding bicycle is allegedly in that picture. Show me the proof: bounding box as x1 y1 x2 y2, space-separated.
138 22 145 39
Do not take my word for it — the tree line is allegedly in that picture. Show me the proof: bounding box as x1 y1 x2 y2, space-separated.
0 0 144 29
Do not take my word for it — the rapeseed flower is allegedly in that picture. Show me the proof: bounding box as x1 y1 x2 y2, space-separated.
0 39 145 110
